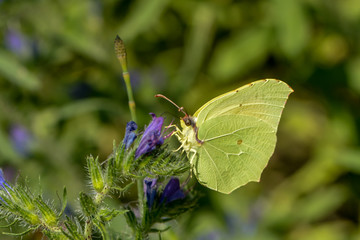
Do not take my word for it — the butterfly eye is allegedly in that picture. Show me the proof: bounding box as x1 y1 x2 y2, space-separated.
184 118 191 126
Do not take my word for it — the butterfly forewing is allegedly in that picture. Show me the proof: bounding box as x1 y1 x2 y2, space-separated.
194 79 293 131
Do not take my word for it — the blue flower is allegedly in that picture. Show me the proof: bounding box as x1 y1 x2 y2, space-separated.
5 29 24 53
160 178 185 204
0 169 11 203
135 113 164 159
0 169 8 189
10 124 31 157
123 121 137 149
143 178 157 208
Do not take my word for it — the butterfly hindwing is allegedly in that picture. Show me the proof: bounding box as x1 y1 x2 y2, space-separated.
195 114 276 193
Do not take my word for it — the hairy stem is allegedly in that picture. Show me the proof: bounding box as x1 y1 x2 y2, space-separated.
114 35 137 122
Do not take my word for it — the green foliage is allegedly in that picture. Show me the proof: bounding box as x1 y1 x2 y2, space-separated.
1 0 360 239
0 139 193 239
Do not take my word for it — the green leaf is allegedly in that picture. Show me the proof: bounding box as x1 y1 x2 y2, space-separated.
0 219 18 228
208 28 270 82
172 5 216 94
58 186 68 217
0 50 41 90
112 182 134 193
106 158 116 188
3 227 37 236
63 217 83 240
97 208 128 222
124 209 138 233
347 57 360 95
294 185 348 223
335 149 360 173
272 0 309 58
79 192 97 217
87 156 105 193
35 196 58 227
93 219 109 240
61 29 108 63
119 0 171 41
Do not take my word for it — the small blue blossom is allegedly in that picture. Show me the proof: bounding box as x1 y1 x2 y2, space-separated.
123 121 137 149
143 178 157 208
144 177 185 209
10 124 32 157
5 29 26 55
0 169 11 202
135 113 164 159
0 169 9 189
160 178 185 204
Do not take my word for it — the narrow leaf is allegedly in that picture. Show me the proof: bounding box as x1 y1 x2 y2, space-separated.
79 192 97 217
93 220 109 240
3 227 36 236
0 219 18 228
59 186 67 217
0 50 40 90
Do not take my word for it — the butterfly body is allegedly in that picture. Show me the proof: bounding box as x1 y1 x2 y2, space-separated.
174 116 201 164
171 79 293 194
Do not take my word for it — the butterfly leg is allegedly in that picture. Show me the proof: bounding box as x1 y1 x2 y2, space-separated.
187 149 197 175
189 149 197 166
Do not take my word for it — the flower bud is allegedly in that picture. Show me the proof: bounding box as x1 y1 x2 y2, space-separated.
87 155 105 193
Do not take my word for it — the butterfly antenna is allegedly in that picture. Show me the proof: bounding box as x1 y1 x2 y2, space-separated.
155 94 188 116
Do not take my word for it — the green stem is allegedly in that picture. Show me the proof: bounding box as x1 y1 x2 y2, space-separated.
84 220 92 240
114 35 137 122
115 35 147 239
137 177 145 236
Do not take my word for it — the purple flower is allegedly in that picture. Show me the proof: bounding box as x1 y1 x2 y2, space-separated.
0 169 8 189
160 178 185 204
123 121 137 149
144 178 157 208
135 113 164 159
0 169 11 203
10 124 31 157
5 29 26 55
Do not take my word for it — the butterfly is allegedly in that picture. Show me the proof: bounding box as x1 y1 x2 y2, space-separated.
156 79 293 194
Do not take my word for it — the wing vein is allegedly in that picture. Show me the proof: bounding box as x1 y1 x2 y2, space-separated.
202 147 226 190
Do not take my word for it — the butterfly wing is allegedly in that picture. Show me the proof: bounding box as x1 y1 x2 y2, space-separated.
194 79 293 131
193 79 293 193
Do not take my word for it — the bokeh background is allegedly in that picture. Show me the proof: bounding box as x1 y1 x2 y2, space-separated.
1 0 360 239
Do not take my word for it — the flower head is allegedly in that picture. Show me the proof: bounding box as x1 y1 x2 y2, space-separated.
135 113 164 159
143 178 157 208
144 177 185 209
160 178 185 204
123 121 137 149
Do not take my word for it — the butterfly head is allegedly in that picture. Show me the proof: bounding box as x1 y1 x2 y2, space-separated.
155 94 203 146
155 94 197 127
182 115 197 128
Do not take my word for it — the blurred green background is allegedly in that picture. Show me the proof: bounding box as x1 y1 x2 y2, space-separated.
1 0 360 239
